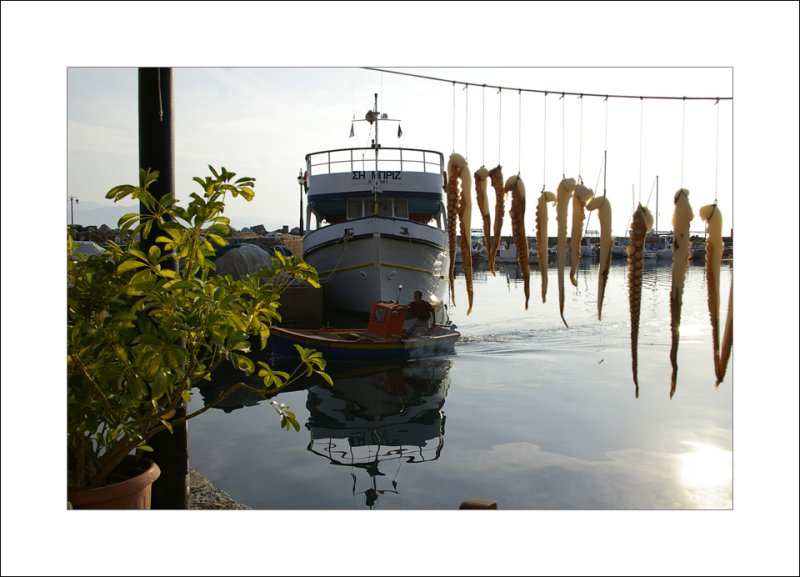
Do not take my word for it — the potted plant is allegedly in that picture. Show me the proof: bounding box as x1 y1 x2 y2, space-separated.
67 165 331 508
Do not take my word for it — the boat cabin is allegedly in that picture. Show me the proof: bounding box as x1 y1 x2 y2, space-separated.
304 147 446 230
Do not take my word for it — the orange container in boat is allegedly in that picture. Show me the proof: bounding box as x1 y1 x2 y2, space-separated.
367 302 408 338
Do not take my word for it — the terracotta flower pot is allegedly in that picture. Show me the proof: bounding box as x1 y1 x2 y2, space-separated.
68 459 161 509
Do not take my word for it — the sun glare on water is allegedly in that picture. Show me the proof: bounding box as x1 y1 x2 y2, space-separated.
677 441 732 509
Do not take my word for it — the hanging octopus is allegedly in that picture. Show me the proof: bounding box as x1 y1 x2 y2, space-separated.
669 189 694 398
505 175 530 309
535 189 556 303
627 204 654 397
488 165 505 275
447 153 473 314
446 165 459 304
555 178 576 327
700 203 723 383
717 281 732 386
473 166 492 270
585 194 611 321
570 183 595 287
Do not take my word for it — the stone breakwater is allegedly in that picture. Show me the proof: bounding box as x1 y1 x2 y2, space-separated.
189 467 250 510
69 224 304 258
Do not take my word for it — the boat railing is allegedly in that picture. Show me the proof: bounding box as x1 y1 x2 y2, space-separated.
306 147 444 177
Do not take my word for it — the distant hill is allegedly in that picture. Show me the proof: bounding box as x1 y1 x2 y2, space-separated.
71 200 290 232
72 201 138 228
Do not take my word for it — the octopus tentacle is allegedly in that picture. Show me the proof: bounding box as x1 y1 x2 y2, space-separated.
556 178 577 327
585 195 611 321
570 183 595 286
446 157 461 305
717 281 733 386
474 166 492 272
700 204 723 382
505 175 529 309
669 189 694 398
488 165 505 275
627 204 654 397
458 166 473 315
536 190 556 303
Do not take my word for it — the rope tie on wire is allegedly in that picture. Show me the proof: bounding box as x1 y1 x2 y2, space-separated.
638 97 644 202
542 92 547 192
603 96 608 198
498 87 502 163
518 89 522 175
561 92 565 179
464 84 469 159
680 96 686 188
714 98 720 204
451 81 456 154
157 68 164 122
578 95 584 183
604 96 609 153
482 84 486 167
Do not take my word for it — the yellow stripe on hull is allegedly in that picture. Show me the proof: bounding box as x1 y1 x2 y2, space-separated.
317 262 440 277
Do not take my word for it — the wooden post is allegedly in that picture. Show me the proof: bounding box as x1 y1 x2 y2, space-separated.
459 499 498 509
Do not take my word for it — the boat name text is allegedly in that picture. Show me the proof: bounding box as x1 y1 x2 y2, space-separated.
352 171 402 181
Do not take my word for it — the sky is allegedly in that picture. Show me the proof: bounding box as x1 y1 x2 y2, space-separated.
2 2 799 577
66 66 733 239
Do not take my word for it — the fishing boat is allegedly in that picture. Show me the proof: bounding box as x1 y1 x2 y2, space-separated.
611 237 631 259
301 94 450 316
494 240 538 264
269 301 459 364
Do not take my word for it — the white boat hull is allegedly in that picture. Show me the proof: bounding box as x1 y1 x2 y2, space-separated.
304 217 449 314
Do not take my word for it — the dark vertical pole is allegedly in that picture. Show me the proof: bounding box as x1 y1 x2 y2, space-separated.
138 68 176 261
138 67 188 509
298 169 305 235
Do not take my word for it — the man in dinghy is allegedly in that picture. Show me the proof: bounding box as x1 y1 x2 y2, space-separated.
403 291 435 337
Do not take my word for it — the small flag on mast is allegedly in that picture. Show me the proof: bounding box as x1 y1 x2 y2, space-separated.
397 124 403 138
349 122 355 138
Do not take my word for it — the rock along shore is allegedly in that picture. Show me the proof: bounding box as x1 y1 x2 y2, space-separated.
188 467 251 510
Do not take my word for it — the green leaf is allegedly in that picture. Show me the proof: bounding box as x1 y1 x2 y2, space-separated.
229 352 255 374
117 259 147 273
148 245 161 262
158 269 179 280
150 370 170 400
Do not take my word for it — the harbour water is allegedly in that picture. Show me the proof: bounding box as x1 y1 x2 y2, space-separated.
188 256 733 510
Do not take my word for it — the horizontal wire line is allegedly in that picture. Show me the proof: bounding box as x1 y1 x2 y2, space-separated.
363 67 732 102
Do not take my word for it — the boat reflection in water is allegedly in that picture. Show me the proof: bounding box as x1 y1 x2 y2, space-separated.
305 358 452 508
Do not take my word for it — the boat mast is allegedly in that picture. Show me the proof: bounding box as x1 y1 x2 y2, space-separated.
368 93 380 211
655 175 659 233
373 93 379 149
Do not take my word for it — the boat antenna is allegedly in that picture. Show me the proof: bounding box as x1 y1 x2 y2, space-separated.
356 92 401 150
374 93 379 148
